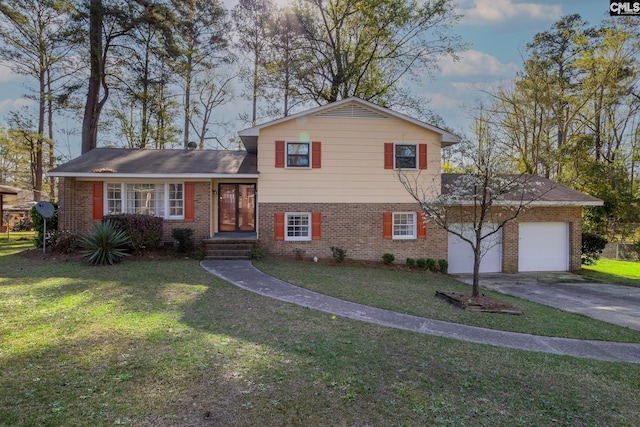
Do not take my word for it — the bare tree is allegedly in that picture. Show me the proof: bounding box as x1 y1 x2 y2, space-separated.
399 119 553 297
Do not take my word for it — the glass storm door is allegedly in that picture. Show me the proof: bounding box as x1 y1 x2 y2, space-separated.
218 184 256 232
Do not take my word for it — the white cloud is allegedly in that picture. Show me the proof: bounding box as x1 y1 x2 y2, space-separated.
460 0 562 26
0 62 19 82
439 50 519 78
423 91 460 110
0 98 35 115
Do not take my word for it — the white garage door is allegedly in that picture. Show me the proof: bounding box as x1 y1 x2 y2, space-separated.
519 222 569 272
448 224 502 274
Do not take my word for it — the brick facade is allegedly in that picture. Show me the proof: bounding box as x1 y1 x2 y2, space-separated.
56 178 212 243
258 202 449 262
501 206 583 272
259 202 583 271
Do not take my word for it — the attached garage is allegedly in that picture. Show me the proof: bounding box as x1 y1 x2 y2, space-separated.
448 224 502 274
518 222 569 272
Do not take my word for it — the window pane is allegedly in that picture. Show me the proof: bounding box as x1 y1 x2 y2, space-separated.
395 145 416 157
286 214 310 239
126 183 161 216
393 213 415 237
287 142 310 167
106 183 122 214
395 144 417 169
168 183 183 217
288 143 309 155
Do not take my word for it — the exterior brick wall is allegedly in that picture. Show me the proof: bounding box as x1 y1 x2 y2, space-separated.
501 206 583 272
259 202 583 271
258 202 449 263
56 178 212 243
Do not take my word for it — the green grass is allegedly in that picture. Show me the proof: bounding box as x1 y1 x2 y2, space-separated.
580 258 640 288
254 259 640 343
1 245 640 426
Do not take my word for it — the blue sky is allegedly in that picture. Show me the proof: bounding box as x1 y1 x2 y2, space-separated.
0 0 612 154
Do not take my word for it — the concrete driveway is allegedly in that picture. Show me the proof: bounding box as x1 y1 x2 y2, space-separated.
455 272 640 332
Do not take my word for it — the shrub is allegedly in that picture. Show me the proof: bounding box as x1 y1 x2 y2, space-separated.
30 202 58 248
294 248 305 260
438 259 448 274
426 258 437 272
171 228 195 253
49 230 80 254
406 257 416 268
80 220 131 265
582 232 608 265
330 246 347 262
416 258 427 269
251 247 266 260
103 214 163 251
382 253 395 265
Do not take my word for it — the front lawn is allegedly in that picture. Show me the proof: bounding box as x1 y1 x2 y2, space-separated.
1 245 639 426
254 259 640 343
580 258 640 288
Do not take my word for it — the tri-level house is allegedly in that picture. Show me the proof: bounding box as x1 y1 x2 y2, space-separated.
49 97 602 273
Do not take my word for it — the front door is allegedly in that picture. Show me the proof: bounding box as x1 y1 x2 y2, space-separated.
218 184 256 232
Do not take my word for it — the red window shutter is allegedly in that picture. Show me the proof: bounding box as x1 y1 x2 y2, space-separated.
384 143 394 169
184 182 195 222
417 212 427 239
312 141 321 168
275 140 285 168
92 182 103 221
419 144 427 170
312 212 321 240
274 212 285 240
383 212 393 239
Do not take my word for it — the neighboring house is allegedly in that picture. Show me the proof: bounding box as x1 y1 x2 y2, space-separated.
48 97 602 272
0 184 38 231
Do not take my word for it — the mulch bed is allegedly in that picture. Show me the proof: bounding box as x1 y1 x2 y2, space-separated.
19 247 182 263
436 290 523 315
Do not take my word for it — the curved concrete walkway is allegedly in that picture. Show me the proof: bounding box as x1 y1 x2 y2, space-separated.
200 260 640 364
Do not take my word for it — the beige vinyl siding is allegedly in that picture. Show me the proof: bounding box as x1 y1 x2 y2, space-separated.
257 115 442 203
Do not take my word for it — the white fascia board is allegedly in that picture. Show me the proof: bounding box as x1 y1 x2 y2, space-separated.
47 172 259 179
438 200 603 207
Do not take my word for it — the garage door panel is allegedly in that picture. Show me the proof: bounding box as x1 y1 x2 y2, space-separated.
518 222 568 272
448 224 502 274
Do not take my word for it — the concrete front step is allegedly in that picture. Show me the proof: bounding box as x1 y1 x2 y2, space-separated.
202 239 256 260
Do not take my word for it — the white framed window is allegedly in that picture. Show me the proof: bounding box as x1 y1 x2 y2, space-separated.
287 142 310 168
106 183 122 214
394 143 418 169
285 212 311 241
393 212 416 239
105 182 184 219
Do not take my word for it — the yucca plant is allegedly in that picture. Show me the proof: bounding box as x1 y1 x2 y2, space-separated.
80 220 131 265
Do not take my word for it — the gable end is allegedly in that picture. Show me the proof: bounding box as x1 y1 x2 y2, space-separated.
314 104 389 120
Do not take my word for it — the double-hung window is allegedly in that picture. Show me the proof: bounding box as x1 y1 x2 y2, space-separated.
285 212 311 241
105 182 184 219
395 144 417 169
287 142 310 167
393 212 417 239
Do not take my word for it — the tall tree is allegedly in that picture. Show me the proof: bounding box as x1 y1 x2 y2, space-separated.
232 0 274 125
0 0 74 200
293 0 465 106
172 0 228 148
79 0 177 154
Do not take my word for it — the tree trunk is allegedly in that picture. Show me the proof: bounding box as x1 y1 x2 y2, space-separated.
81 0 103 154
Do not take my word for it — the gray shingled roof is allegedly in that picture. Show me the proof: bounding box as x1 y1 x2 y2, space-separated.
48 148 258 178
441 173 603 206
